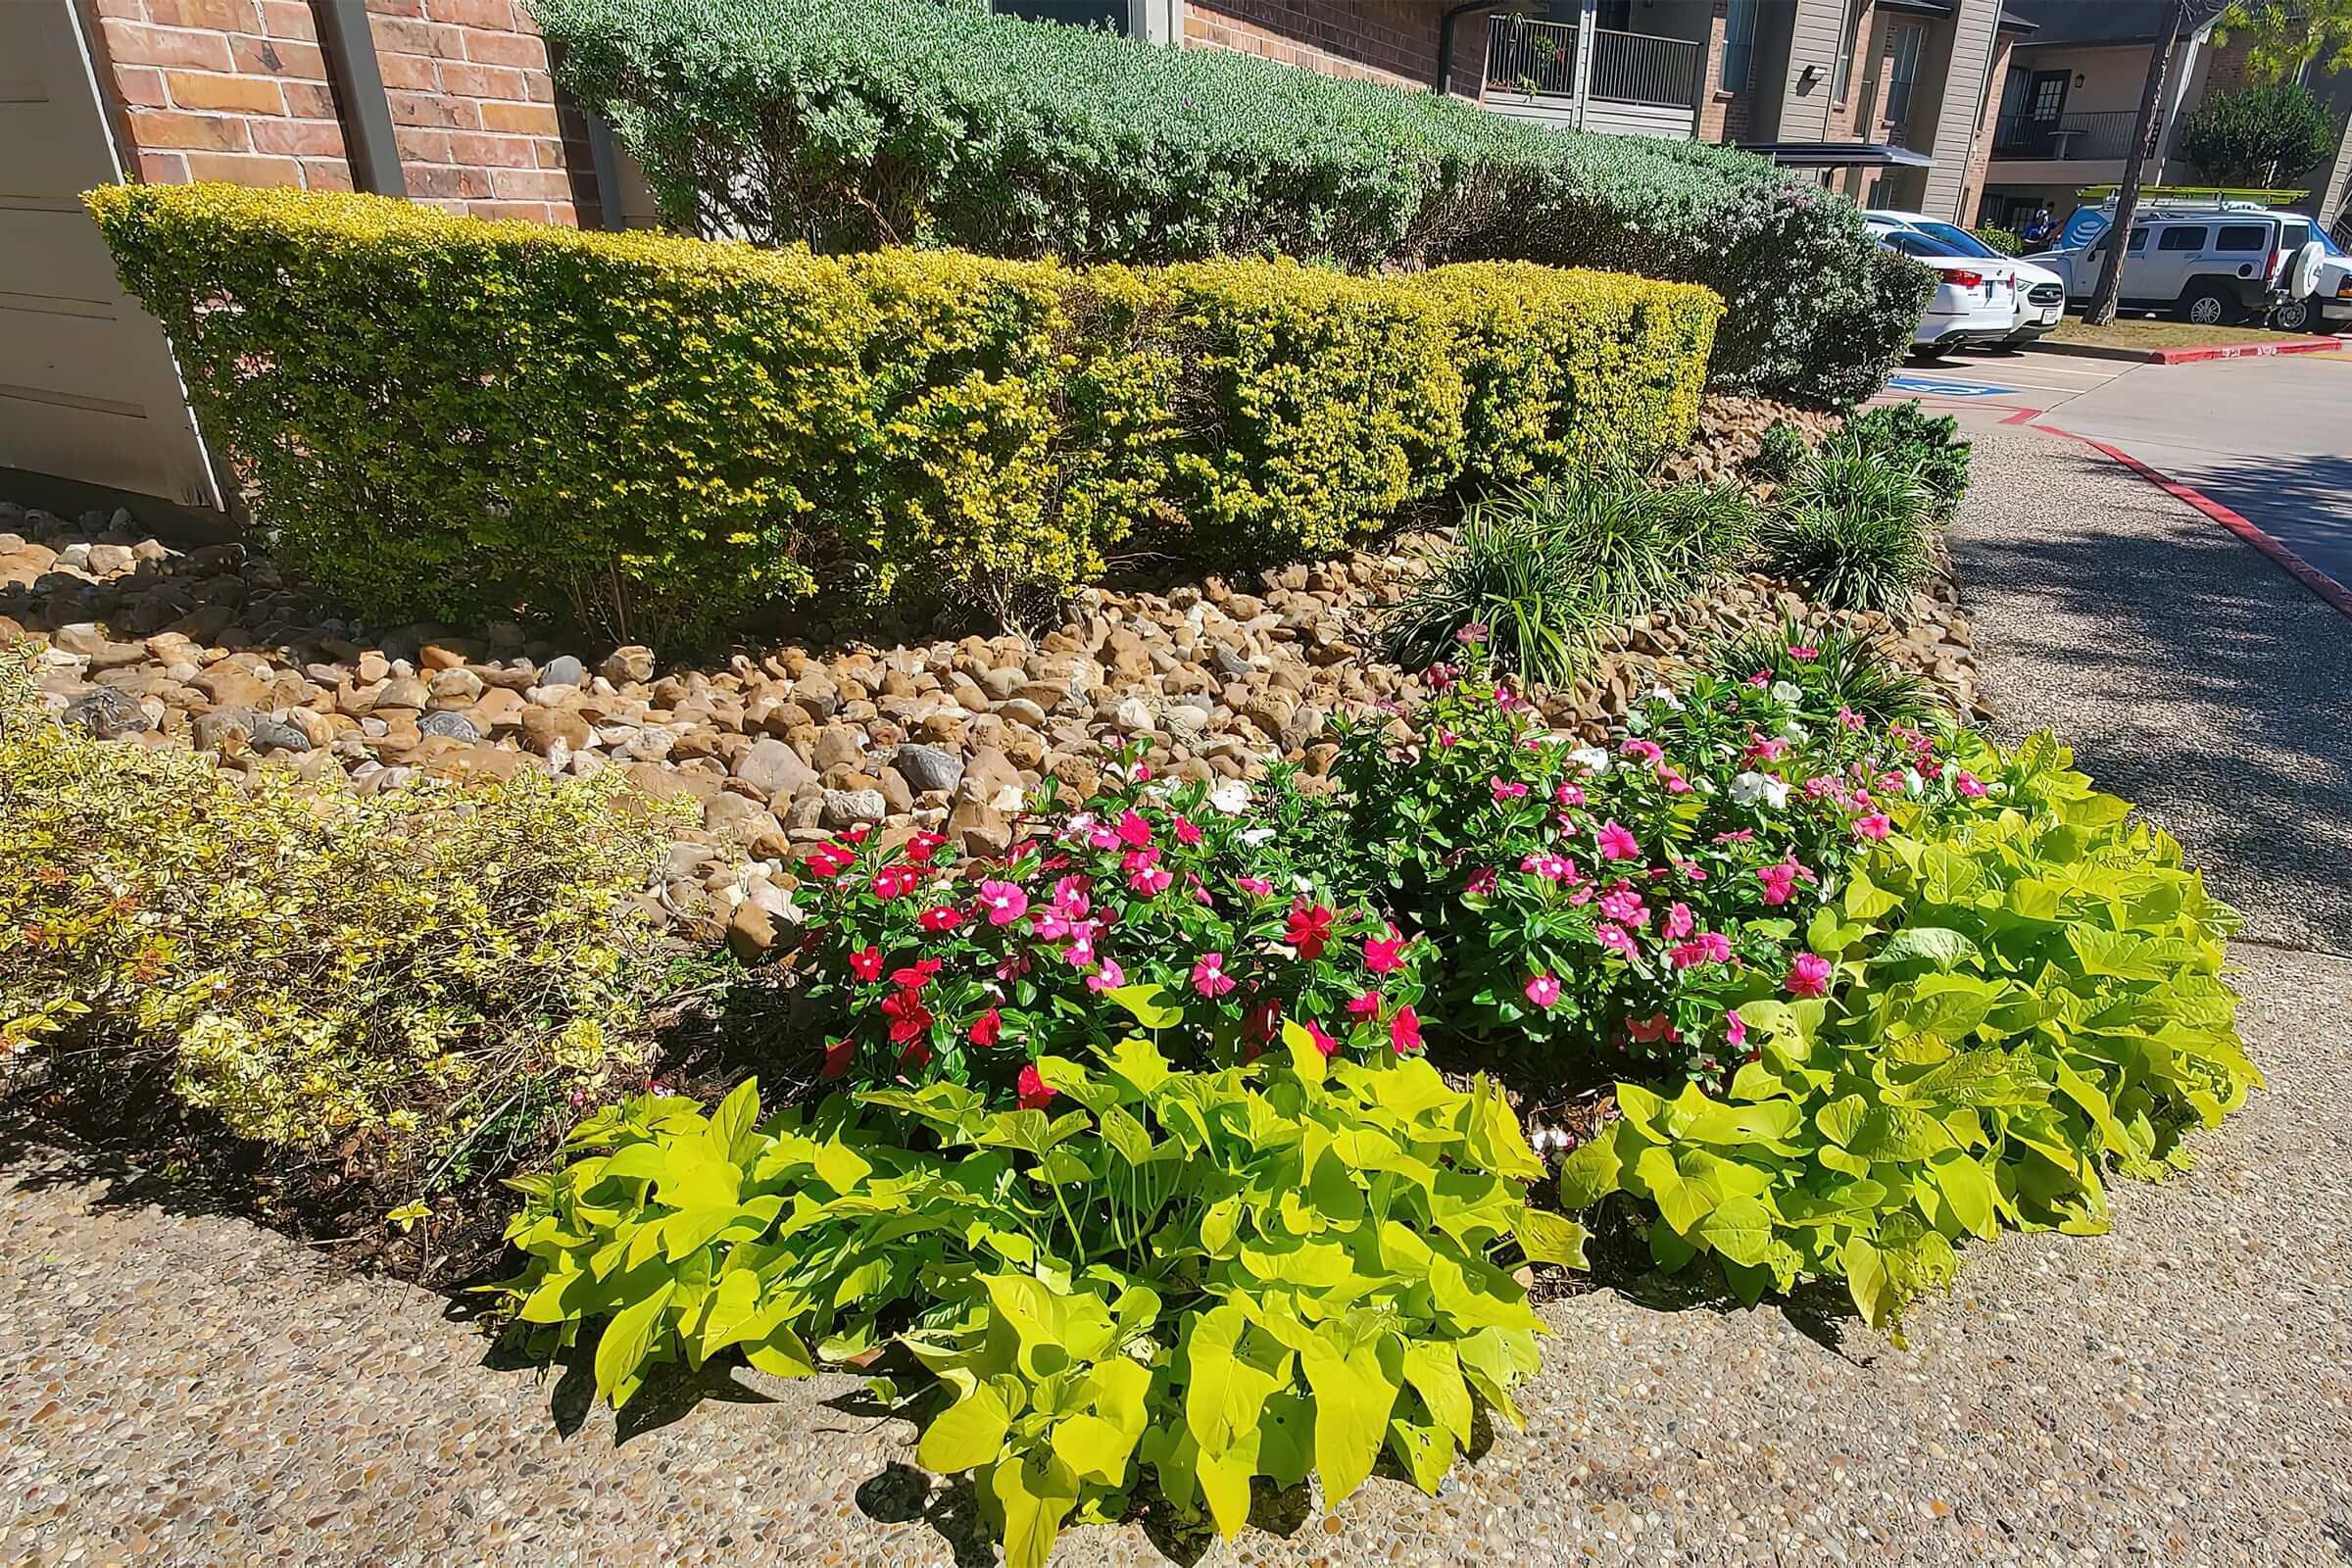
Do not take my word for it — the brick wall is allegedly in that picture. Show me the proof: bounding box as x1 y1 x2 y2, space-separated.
363 0 594 224
1181 0 1447 91
94 0 354 191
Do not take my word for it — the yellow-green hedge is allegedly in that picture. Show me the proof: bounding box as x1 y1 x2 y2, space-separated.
88 184 1720 638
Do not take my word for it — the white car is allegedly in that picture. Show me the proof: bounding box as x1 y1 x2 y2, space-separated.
1873 226 2026 357
1866 210 2067 345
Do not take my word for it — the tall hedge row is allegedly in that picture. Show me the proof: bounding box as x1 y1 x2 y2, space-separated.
89 184 1717 641
529 0 1930 407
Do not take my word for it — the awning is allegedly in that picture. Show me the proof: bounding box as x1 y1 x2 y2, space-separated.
1737 141 1936 170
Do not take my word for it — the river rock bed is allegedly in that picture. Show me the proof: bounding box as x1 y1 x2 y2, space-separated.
1 481 1982 947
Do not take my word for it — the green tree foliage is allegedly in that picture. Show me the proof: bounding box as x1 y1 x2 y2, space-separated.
2178 83 2340 185
2214 0 2352 81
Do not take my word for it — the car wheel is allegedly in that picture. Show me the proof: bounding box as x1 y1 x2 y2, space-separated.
2178 283 2242 326
2274 296 2313 333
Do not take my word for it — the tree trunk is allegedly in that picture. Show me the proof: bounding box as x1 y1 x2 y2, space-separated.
2087 0 2189 326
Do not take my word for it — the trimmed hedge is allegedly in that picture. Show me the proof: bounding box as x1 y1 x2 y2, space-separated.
530 0 1928 406
89 183 1717 638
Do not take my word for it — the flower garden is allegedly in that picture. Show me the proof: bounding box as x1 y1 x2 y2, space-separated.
0 2 2261 1565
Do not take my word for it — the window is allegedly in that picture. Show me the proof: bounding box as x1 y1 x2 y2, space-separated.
1880 231 1949 258
2128 227 2149 254
1885 22 1925 126
1832 0 1860 107
2215 224 2270 253
1721 0 1757 91
2157 225 2207 252
1910 220 2004 259
991 0 1126 28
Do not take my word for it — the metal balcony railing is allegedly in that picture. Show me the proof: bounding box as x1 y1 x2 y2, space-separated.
1992 109 2144 162
1588 27 1703 108
1483 15 1701 109
1485 14 1578 97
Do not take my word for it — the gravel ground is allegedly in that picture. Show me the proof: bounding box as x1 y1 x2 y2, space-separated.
6 422 2351 1567
1947 423 2352 954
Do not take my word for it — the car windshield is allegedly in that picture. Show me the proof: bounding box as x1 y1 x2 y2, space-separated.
1906 220 2004 260
1879 230 1962 260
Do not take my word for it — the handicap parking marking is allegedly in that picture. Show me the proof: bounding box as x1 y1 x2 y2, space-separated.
1886 373 2019 398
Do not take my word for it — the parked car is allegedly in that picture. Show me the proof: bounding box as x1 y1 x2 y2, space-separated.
1865 210 2066 345
2037 201 2327 326
1872 227 2025 357
2271 221 2350 334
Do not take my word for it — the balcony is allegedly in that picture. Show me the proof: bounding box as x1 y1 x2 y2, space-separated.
1991 109 2144 164
1481 15 1701 140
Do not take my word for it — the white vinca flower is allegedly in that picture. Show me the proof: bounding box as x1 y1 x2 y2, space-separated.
1238 827 1276 848
1903 767 1926 798
1624 712 1649 735
1566 747 1612 774
1646 685 1685 711
1769 680 1804 706
1779 718 1807 743
1730 770 1789 808
1207 780 1250 814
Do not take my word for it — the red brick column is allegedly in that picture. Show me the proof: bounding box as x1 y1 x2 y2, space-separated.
363 0 583 223
94 0 354 190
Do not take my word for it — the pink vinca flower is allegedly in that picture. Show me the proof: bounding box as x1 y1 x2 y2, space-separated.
1463 866 1499 900
1662 902 1695 941
1595 923 1639 957
1595 820 1640 861
1524 973 1562 1008
1668 931 1732 970
1724 1008 1748 1050
1620 738 1663 766
1854 812 1891 842
1788 644 1820 662
1086 957 1127 993
1363 928 1408 975
1127 864 1174 896
1016 1062 1056 1110
1237 875 1274 898
1954 770 1987 798
1491 777 1530 803
1786 952 1833 998
1304 1020 1341 1058
1521 853 1574 883
870 864 921 901
1391 1005 1424 1054
1115 810 1153 849
1597 886 1646 926
1191 952 1237 998
978 879 1029 927
1348 990 1384 1018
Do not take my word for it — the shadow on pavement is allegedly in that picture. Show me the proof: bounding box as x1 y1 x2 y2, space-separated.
1950 440 2352 955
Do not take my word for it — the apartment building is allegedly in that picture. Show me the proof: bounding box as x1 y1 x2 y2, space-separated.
1980 0 2352 234
1032 1 2030 224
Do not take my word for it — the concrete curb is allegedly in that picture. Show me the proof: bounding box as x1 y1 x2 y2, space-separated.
2034 421 2352 622
2023 335 2342 367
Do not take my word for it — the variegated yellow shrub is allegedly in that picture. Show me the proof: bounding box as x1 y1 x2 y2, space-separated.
0 644 685 1187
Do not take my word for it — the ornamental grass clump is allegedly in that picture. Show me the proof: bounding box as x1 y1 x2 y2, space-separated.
1708 615 1940 726
498 1007 1584 1565
0 643 683 1191
778 759 1425 1102
1761 429 1938 613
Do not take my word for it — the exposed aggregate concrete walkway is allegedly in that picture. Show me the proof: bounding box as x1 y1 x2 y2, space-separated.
5 423 2349 1567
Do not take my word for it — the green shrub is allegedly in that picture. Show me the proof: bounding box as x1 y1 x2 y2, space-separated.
1707 615 1939 725
1376 506 1605 684
0 644 682 1189
533 0 1922 405
1562 730 2254 1331
1843 400 1971 520
498 1009 1582 1564
1745 421 1809 484
89 183 1717 639
1414 262 1721 483
1973 225 2022 256
1762 434 1936 612
1114 259 1467 563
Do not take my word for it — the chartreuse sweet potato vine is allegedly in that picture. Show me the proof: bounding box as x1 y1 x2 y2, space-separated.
497 989 1583 1566
1563 729 2256 1334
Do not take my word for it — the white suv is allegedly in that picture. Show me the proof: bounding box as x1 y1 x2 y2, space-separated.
2040 204 2327 326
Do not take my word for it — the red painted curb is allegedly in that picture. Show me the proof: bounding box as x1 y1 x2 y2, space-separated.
2033 422 2352 621
2146 337 2342 366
